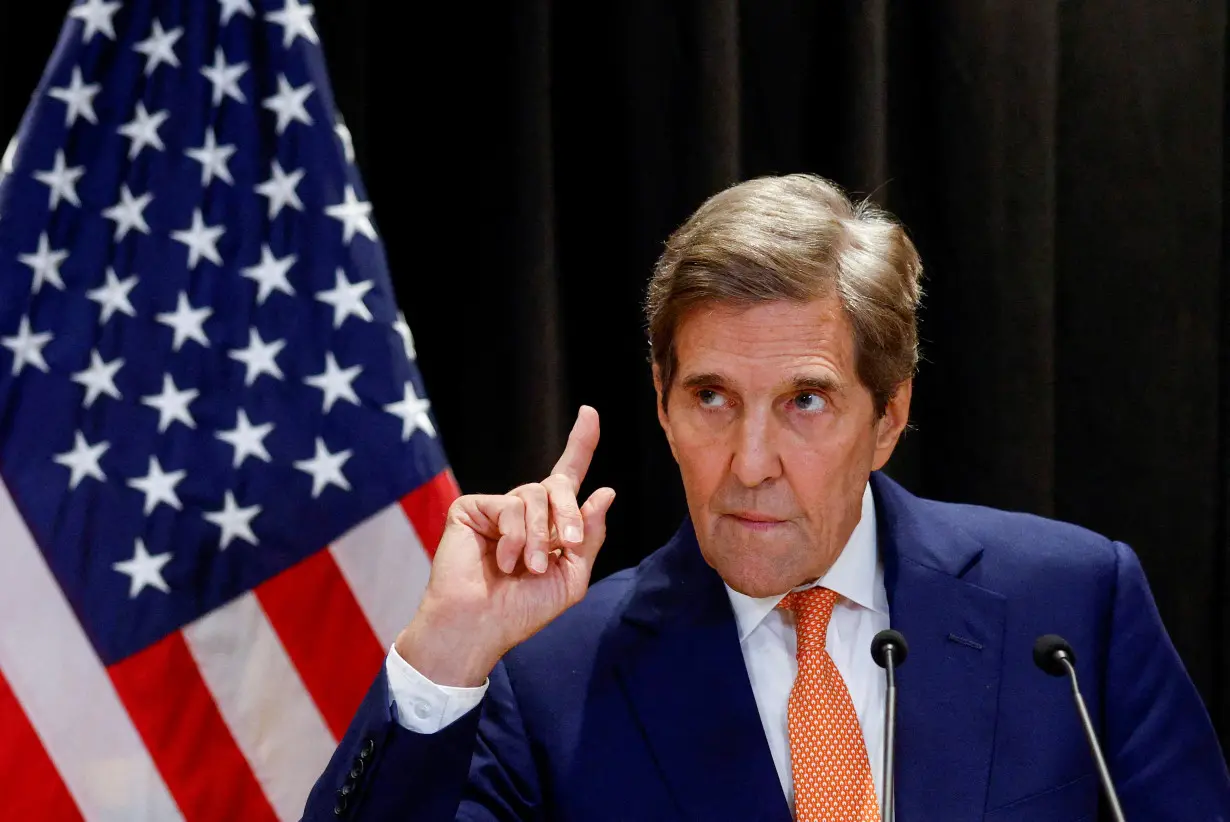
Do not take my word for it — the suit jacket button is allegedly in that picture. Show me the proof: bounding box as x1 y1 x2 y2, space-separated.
349 759 365 779
333 796 348 815
359 738 375 759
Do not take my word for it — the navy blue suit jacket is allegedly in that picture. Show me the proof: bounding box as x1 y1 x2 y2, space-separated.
303 472 1230 821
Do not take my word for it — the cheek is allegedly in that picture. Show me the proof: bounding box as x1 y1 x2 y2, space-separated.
780 425 868 496
671 427 730 499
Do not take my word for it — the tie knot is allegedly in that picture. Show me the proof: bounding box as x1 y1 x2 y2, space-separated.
778 587 839 652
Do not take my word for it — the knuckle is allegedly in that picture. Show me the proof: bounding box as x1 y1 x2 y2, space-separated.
514 482 547 503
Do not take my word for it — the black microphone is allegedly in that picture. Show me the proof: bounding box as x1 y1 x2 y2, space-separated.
1032 634 1126 822
871 629 908 822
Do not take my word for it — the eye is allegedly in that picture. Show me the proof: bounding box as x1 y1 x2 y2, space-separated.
793 391 827 413
697 389 728 409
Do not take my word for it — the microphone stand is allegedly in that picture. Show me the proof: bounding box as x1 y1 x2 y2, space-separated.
1057 655 1126 822
881 644 898 822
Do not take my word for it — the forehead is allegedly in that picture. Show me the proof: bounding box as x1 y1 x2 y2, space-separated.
672 296 856 383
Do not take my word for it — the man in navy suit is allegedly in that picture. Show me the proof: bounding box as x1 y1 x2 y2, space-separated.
303 174 1230 820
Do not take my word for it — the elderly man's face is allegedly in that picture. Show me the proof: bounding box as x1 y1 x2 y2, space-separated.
654 296 911 598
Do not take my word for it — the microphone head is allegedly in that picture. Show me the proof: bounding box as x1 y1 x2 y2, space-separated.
1033 634 1076 677
871 629 909 668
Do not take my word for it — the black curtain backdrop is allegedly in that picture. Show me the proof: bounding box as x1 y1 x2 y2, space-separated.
3 2 1227 751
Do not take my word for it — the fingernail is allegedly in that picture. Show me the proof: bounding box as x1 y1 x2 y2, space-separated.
529 552 547 573
564 525 583 544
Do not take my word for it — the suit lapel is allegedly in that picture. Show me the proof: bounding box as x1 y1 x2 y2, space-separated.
872 473 1007 822
614 522 792 822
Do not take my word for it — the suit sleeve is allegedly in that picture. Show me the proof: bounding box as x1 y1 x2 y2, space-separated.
299 661 542 821
1103 541 1230 819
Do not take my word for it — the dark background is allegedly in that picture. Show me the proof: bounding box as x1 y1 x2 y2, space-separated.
3 1 1227 750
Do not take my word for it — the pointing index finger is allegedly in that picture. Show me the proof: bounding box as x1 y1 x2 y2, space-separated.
550 406 600 492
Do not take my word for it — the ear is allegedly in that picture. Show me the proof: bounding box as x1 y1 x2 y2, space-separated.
871 378 912 471
652 363 679 461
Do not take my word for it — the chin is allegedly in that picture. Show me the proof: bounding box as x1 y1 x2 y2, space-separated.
703 552 802 599
699 518 812 597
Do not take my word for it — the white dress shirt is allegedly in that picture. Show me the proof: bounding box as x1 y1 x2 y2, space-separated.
385 482 889 812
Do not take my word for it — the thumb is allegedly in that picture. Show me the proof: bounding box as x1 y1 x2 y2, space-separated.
573 487 616 564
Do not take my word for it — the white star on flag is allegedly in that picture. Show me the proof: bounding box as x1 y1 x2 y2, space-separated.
69 0 122 43
71 350 124 407
304 352 362 413
53 431 109 489
393 311 417 361
315 268 373 328
324 185 377 244
126 456 186 514
102 184 154 241
118 101 169 159
33 150 84 210
241 245 296 304
216 409 273 469
262 74 314 134
201 47 248 106
385 381 436 440
294 437 353 498
133 19 183 75
1 138 16 176
218 0 255 24
18 232 69 293
87 268 138 324
229 328 285 385
335 120 354 164
141 374 199 432
156 292 212 351
255 160 304 218
204 491 261 550
171 208 225 269
265 0 319 48
185 127 236 186
2 317 53 375
48 67 101 126
112 539 173 598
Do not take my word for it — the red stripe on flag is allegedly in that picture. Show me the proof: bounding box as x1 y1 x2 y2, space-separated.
401 469 460 559
0 667 84 822
257 549 385 741
109 632 278 822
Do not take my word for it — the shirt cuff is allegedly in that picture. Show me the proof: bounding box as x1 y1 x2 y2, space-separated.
385 644 489 733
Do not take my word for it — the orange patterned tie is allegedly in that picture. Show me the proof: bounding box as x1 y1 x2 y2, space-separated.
778 587 880 822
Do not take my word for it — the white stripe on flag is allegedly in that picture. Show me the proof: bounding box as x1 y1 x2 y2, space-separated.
182 592 335 822
330 501 432 649
0 477 184 822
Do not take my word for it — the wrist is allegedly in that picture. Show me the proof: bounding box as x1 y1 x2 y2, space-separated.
394 601 503 688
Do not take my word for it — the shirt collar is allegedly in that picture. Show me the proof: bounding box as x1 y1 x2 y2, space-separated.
724 481 886 643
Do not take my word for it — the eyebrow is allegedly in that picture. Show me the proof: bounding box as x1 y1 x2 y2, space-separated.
680 373 728 391
788 374 842 394
679 373 844 393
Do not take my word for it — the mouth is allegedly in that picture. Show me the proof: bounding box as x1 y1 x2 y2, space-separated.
724 512 789 532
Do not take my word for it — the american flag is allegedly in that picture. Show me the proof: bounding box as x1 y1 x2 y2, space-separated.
0 1 459 819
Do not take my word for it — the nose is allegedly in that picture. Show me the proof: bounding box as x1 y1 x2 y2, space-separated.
730 405 783 488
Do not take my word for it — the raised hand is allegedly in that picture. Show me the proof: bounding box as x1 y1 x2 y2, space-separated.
394 406 616 687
